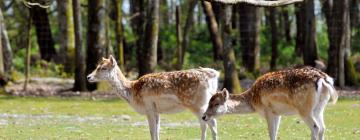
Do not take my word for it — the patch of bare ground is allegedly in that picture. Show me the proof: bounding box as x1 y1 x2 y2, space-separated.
3 78 360 99
4 77 119 99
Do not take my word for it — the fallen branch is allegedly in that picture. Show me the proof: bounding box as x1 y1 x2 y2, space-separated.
205 0 303 6
23 0 51 8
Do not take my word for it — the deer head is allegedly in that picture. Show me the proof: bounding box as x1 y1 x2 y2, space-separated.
87 55 117 82
202 88 229 121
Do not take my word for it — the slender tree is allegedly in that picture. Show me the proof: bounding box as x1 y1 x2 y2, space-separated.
323 0 353 87
238 3 260 72
180 0 197 66
281 7 292 42
113 0 125 70
138 0 159 76
175 5 183 70
0 7 12 75
268 8 279 70
222 5 242 93
56 0 74 71
298 0 317 66
86 0 106 90
23 8 32 91
30 6 56 61
73 0 86 91
201 1 223 60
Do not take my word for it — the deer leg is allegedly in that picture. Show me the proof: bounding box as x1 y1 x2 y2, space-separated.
265 112 281 140
302 114 320 140
313 99 328 140
155 113 160 140
146 113 157 140
206 118 218 140
146 103 160 140
199 118 208 140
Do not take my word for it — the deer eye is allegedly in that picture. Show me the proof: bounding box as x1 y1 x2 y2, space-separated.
214 103 220 107
99 67 108 71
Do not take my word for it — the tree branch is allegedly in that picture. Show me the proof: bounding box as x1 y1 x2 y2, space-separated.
23 0 51 9
205 0 303 6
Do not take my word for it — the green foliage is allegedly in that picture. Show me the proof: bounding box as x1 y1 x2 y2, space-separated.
0 96 359 139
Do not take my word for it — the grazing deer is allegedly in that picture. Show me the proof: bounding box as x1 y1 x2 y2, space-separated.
202 66 338 140
87 55 219 140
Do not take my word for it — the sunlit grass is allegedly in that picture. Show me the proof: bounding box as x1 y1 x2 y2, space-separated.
0 96 359 139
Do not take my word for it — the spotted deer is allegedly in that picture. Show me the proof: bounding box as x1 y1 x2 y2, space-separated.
202 66 337 140
87 55 219 140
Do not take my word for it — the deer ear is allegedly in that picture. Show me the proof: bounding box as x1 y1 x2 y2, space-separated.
109 55 117 67
222 88 229 100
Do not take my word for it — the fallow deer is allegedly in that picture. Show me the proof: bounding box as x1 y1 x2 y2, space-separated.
87 55 219 140
202 66 337 140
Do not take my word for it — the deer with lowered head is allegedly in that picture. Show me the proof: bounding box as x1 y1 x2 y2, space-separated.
202 66 337 140
87 55 220 140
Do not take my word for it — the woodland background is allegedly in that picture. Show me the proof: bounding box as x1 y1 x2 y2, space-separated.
0 0 359 94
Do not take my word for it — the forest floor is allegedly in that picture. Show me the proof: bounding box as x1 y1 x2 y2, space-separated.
0 78 359 139
3 77 360 99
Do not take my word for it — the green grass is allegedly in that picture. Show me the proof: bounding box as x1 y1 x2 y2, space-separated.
0 96 359 139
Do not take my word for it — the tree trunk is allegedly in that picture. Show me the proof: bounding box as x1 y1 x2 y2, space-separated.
160 0 169 26
295 4 304 56
0 7 12 75
350 0 360 28
86 0 106 91
281 7 291 42
296 1 318 66
222 5 242 93
238 3 260 72
0 8 4 80
113 0 125 70
73 0 86 91
201 1 223 60
31 6 56 61
268 8 278 70
56 0 74 71
130 0 145 76
175 5 183 70
138 0 159 76
23 9 32 91
181 0 197 66
324 0 351 87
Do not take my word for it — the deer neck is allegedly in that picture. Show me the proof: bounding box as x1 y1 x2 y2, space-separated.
109 66 133 102
225 90 255 114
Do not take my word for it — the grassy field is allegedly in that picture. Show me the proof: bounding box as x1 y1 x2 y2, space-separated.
0 95 359 140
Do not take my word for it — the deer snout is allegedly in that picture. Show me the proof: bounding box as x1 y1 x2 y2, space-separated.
202 115 208 121
87 74 95 82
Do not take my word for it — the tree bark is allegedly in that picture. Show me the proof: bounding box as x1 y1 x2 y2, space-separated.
0 8 4 79
202 1 223 60
222 5 242 93
138 0 159 76
323 0 351 87
113 0 125 70
238 3 260 72
296 1 318 66
30 6 56 61
268 8 278 70
86 0 106 91
56 0 74 71
0 7 12 75
73 0 86 91
281 7 291 42
130 0 145 76
302 0 317 66
181 0 197 66
23 9 32 91
175 5 183 70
